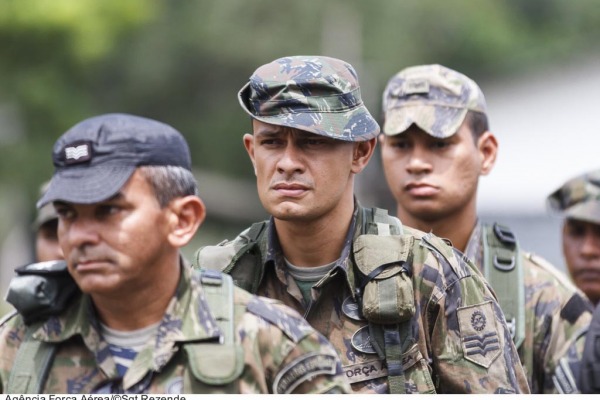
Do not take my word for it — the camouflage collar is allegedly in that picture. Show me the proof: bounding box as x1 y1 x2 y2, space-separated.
262 202 360 298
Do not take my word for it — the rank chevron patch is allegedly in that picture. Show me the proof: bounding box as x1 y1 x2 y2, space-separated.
458 301 502 368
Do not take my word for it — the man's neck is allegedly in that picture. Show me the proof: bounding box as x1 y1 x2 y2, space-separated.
274 199 355 267
398 204 477 252
90 257 181 331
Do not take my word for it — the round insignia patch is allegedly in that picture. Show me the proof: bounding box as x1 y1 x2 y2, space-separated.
471 310 487 331
342 296 364 321
351 325 377 354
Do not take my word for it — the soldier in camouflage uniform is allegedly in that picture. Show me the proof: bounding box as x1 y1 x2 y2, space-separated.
33 180 63 262
194 55 528 394
548 170 600 306
0 113 349 394
379 64 593 393
547 170 600 393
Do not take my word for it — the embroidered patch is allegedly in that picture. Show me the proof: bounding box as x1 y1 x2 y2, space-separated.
351 326 377 354
272 353 338 394
471 310 486 331
342 296 364 321
458 301 501 368
344 359 388 384
402 79 430 96
64 141 92 164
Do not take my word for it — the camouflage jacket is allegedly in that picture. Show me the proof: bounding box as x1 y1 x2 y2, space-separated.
0 264 350 394
465 221 593 393
195 205 529 394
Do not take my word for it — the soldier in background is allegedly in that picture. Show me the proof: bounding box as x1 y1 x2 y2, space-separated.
379 64 592 393
33 181 63 262
0 113 349 394
548 170 600 306
195 55 528 394
547 170 600 393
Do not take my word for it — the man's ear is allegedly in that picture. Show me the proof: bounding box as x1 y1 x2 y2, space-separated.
243 133 257 176
166 196 206 248
351 137 377 174
478 131 498 176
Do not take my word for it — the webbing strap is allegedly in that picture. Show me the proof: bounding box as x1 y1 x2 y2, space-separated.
7 326 57 394
198 270 234 344
482 223 525 348
384 325 406 394
364 207 408 394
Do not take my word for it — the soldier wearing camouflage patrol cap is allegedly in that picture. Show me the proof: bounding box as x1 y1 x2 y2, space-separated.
33 180 63 262
194 56 528 393
0 113 350 394
548 170 600 394
548 169 600 306
379 63 593 393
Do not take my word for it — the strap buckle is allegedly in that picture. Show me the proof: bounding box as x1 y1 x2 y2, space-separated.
493 254 516 272
493 223 516 246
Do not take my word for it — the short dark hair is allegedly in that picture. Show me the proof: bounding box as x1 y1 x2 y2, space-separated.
138 165 199 208
465 111 489 142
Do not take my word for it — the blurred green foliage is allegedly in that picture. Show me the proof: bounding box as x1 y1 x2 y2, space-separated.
1 0 600 204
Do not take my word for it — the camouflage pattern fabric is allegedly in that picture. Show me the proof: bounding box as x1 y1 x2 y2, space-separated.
197 204 529 394
465 222 593 393
238 55 379 142
0 265 349 394
547 169 600 225
381 64 486 138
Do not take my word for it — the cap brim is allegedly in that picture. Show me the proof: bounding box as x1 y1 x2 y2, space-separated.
37 165 136 208
238 83 379 142
383 105 467 138
565 201 600 225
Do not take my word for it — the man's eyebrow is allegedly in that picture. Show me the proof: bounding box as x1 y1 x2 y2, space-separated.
254 130 280 138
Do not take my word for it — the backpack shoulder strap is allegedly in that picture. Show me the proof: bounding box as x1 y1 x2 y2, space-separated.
356 206 412 393
184 270 244 389
361 207 403 235
7 321 57 394
194 221 267 294
482 223 525 348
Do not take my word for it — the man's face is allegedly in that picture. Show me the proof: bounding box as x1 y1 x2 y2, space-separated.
54 170 173 296
35 219 63 262
562 218 600 304
243 120 366 222
380 121 488 224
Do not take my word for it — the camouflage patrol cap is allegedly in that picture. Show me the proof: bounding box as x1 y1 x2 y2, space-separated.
547 170 600 225
33 181 58 231
238 55 379 141
382 64 487 138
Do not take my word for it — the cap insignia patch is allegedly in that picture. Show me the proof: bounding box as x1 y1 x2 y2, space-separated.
402 79 430 96
64 142 92 164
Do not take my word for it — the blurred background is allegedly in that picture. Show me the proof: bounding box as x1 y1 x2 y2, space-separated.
1 0 600 311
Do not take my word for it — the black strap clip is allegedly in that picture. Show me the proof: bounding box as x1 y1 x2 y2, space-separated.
493 223 517 246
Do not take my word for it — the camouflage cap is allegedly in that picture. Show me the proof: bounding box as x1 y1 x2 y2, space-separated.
382 64 487 138
238 55 379 141
547 169 600 225
33 181 58 231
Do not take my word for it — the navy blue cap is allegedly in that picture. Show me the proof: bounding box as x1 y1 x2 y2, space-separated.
37 113 191 207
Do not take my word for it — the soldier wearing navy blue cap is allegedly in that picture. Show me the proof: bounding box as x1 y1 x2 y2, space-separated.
0 113 349 394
